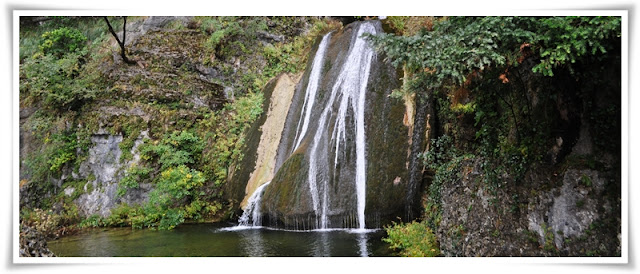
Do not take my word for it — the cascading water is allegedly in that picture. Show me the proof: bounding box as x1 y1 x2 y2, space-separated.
302 22 377 229
238 181 271 227
292 33 332 152
234 20 401 233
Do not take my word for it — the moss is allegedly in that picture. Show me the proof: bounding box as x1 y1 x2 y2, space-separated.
263 153 306 215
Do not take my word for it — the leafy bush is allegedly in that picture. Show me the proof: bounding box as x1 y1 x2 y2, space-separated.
79 214 103 228
157 208 185 230
20 19 110 112
116 165 152 197
126 165 205 230
39 27 87 58
384 221 440 257
104 204 135 227
532 16 621 76
21 52 96 110
46 131 78 175
155 165 206 202
21 208 63 237
141 130 204 170
198 17 266 63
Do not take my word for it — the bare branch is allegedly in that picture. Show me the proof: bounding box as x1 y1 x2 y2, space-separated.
104 16 135 64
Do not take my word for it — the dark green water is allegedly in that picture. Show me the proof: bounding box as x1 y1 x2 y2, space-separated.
48 223 393 257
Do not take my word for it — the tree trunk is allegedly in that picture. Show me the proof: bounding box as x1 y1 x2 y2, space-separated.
104 16 135 65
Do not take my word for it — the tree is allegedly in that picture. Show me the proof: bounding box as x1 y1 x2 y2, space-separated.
104 16 135 64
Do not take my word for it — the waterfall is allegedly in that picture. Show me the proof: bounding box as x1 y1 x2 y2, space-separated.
238 181 271 227
236 21 384 231
304 22 377 229
292 32 332 152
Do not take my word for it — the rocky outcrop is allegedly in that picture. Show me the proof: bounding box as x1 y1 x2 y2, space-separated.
428 38 621 256
436 158 620 257
240 73 301 208
73 130 151 217
19 225 56 257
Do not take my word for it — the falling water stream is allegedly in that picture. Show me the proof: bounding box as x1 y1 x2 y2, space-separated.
241 22 378 231
292 33 332 152
303 22 377 230
238 181 271 227
219 22 380 256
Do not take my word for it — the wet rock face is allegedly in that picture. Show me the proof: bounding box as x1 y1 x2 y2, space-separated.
19 225 55 257
78 133 123 184
527 169 619 255
437 159 620 257
74 130 151 217
224 76 281 211
241 74 300 209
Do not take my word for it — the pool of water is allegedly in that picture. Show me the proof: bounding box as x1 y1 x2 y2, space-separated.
48 223 393 257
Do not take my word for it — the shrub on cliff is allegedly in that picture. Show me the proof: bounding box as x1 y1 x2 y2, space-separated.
384 221 440 257
39 27 87 58
20 26 100 111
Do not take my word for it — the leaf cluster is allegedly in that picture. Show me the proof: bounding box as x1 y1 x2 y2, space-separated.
140 130 204 170
532 16 621 76
384 221 440 257
368 17 535 91
39 27 87 58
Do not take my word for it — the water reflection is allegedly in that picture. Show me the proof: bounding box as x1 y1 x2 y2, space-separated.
238 229 266 256
49 224 390 257
357 233 369 257
312 231 331 256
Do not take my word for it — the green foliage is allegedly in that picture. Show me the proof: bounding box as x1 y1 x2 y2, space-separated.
104 204 135 227
198 17 267 64
203 92 263 187
367 17 536 90
451 102 477 114
46 131 78 175
141 130 204 170
116 116 146 162
20 17 111 112
541 223 557 252
155 165 205 201
580 174 593 187
261 19 339 81
126 130 209 230
39 27 87 58
384 221 440 257
386 16 409 34
20 52 97 111
532 16 621 76
368 16 620 85
120 129 209 229
369 18 621 186
422 136 468 204
157 208 185 230
79 214 103 228
194 16 337 98
116 165 151 197
472 78 531 192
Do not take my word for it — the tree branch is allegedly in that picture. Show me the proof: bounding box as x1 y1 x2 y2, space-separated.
104 16 135 64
